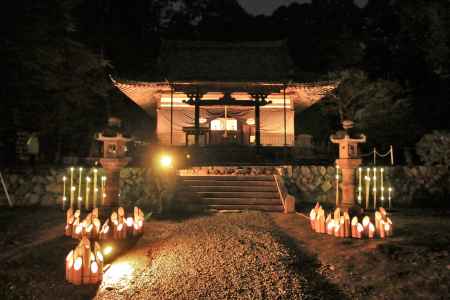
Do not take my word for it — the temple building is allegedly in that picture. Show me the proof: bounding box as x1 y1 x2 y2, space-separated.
112 40 335 148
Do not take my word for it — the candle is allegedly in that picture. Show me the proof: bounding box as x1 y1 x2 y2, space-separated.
388 187 393 210
335 165 340 207
380 168 385 207
368 222 375 238
373 167 377 209
93 169 98 209
70 167 74 209
365 175 370 210
85 177 91 210
351 216 358 238
101 176 106 206
78 167 83 209
358 167 362 205
62 176 67 210
390 145 394 165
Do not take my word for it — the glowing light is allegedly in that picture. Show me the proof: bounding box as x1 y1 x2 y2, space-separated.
91 261 98 273
103 246 113 256
126 217 134 227
160 155 173 168
246 118 255 125
96 252 104 262
199 117 207 124
104 262 134 284
63 176 67 181
74 257 82 271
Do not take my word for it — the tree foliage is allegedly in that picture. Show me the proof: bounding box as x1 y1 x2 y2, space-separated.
321 70 417 148
1 0 111 160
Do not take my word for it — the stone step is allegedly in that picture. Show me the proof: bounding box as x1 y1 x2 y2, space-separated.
205 204 284 212
200 197 281 205
180 180 276 187
188 186 278 192
180 175 274 181
197 191 279 199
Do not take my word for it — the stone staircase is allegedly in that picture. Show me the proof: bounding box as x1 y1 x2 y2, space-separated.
176 175 284 212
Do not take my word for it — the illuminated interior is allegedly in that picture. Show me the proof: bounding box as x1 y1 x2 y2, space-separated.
210 118 237 131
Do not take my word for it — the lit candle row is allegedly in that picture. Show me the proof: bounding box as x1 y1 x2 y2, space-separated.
61 168 106 210
357 167 393 210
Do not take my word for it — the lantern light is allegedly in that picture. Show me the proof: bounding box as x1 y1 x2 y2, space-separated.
160 155 173 168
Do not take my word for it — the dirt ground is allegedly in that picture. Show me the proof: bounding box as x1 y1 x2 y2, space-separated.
0 207 449 299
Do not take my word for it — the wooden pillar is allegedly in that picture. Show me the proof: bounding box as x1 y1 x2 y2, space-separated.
254 97 261 148
283 85 287 146
194 95 200 146
170 85 173 145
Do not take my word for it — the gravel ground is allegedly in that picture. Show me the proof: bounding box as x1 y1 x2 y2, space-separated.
95 211 343 300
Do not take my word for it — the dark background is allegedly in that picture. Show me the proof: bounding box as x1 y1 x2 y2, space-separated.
1 0 449 164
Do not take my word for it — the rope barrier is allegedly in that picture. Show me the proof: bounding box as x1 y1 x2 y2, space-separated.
359 145 394 165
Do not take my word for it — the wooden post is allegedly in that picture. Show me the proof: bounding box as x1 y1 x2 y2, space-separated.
254 96 261 149
194 91 200 146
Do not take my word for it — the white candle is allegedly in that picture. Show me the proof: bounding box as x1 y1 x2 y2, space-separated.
373 167 377 209
85 177 91 210
70 167 74 209
62 176 67 210
380 168 385 207
335 165 340 207
388 187 393 210
358 167 362 205
93 169 98 208
101 176 106 206
365 167 371 210
78 167 83 209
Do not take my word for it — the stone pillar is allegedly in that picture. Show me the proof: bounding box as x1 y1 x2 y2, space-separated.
336 158 362 211
99 158 130 207
330 120 366 213
96 117 132 208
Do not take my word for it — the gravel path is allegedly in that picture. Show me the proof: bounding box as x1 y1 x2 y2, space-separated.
95 211 344 300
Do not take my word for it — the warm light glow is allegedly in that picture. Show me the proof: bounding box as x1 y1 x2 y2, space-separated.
74 257 82 271
75 225 82 235
362 216 370 227
210 118 237 131
357 223 364 232
160 155 173 168
103 246 113 256
199 117 207 124
117 223 123 231
126 217 134 227
102 176 106 181
104 262 134 284
246 118 255 125
96 251 104 262
63 176 67 181
91 261 98 273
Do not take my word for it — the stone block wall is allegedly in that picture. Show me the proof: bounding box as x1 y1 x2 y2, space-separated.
0 165 447 209
0 167 176 211
286 165 448 208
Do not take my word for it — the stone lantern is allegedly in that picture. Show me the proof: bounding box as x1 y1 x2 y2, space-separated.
96 117 132 207
330 120 366 212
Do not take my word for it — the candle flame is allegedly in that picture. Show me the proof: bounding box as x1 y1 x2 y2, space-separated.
91 261 98 273
74 257 82 271
126 217 134 227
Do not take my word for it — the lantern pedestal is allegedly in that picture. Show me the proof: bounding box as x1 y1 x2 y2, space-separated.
336 158 363 214
99 158 130 207
96 117 133 208
330 120 366 214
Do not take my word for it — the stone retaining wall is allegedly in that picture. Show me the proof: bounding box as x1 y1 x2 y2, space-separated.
0 168 175 211
0 165 447 209
287 165 449 207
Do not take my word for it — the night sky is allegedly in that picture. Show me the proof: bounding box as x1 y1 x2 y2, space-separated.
238 0 369 15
